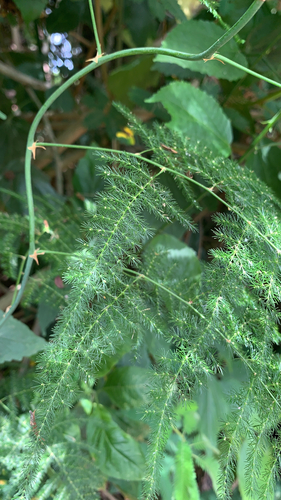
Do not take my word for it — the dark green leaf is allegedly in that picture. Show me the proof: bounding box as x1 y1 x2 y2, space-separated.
148 0 186 22
246 142 281 200
94 338 133 378
123 0 157 46
128 87 170 121
46 0 86 32
144 234 201 312
72 149 104 196
108 56 160 107
37 300 59 336
13 0 48 23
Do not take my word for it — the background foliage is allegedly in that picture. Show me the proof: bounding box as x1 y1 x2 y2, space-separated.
1 0 281 499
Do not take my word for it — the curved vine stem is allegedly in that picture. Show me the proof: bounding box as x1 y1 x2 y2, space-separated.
0 0 268 328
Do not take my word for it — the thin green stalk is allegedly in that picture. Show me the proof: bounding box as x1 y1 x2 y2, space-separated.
214 53 281 89
39 250 84 258
11 253 27 306
88 0 102 55
0 0 269 329
240 108 281 162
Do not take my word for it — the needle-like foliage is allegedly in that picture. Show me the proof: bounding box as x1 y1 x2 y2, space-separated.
1 109 281 499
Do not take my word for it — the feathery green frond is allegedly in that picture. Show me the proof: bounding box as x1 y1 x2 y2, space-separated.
2 108 281 499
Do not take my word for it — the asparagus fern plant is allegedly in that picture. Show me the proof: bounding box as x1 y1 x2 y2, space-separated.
1 0 281 499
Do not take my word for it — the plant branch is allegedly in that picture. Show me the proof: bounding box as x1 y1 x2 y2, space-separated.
0 60 52 91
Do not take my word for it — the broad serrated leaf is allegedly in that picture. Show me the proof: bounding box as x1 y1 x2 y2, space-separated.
87 406 145 480
0 311 47 363
154 20 248 81
147 81 232 157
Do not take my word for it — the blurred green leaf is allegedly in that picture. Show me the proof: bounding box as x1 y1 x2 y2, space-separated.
123 0 157 46
94 338 133 378
245 14 281 79
108 57 160 107
46 89 75 113
0 311 47 363
103 366 149 409
13 0 48 23
175 441 200 500
144 234 201 312
73 149 104 197
128 87 170 121
177 400 199 435
159 454 175 500
110 408 150 440
37 300 59 336
246 142 281 200
224 107 252 133
147 81 232 157
196 376 229 451
87 405 145 480
46 0 86 32
148 0 186 21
